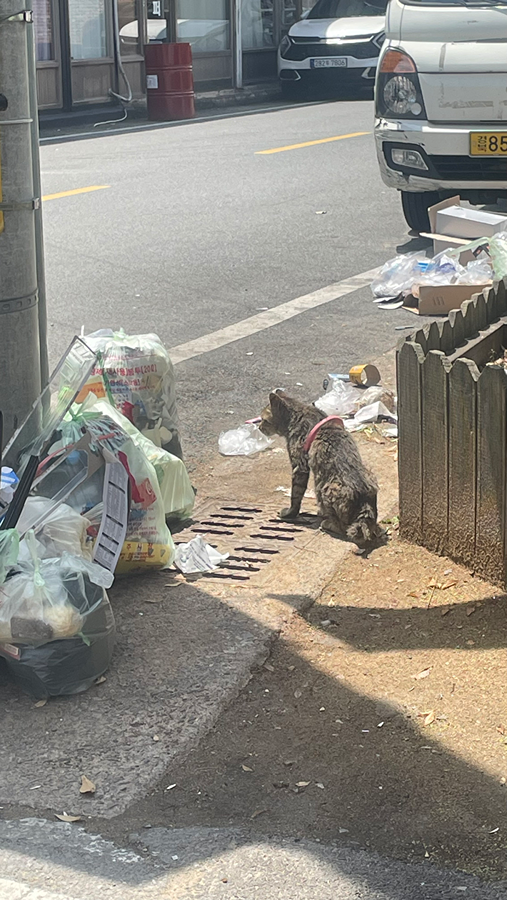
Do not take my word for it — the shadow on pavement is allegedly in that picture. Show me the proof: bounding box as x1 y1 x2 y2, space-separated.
1 575 507 893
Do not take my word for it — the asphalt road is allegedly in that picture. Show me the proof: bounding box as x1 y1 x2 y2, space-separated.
40 98 418 469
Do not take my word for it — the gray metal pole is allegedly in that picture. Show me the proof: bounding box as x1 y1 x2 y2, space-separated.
233 0 243 89
0 3 42 444
26 2 49 393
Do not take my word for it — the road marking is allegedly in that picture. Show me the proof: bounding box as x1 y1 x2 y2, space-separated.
42 185 110 201
169 266 379 365
255 131 370 155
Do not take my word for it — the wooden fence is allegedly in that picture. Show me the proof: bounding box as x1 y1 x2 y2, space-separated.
397 278 507 586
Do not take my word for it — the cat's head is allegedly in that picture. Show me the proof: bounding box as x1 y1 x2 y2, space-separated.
259 390 294 437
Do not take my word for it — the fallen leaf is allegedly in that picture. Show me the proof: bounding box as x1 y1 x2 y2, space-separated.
263 663 274 673
466 606 476 617
287 665 295 672
34 699 47 708
55 813 82 823
316 782 325 789
408 591 419 598
413 667 432 681
79 775 96 794
250 808 268 819
423 710 435 726
296 781 310 787
241 764 253 772
94 675 106 685
442 581 458 590
441 607 450 617
498 725 506 736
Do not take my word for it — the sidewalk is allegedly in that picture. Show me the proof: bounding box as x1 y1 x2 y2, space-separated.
38 82 283 141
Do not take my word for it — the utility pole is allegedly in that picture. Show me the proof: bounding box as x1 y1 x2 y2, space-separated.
0 2 46 444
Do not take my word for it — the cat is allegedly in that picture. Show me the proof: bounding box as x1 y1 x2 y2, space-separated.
259 390 381 549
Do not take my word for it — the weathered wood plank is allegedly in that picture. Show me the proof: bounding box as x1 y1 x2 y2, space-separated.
439 319 455 356
421 350 451 553
447 359 479 566
475 292 488 332
462 295 480 339
476 365 507 585
448 308 465 350
497 279 507 317
425 321 442 352
397 341 425 543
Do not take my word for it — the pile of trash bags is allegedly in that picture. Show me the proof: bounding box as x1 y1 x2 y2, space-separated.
0 329 195 699
371 232 507 305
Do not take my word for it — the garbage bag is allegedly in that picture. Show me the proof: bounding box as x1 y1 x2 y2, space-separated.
87 397 194 520
0 581 115 699
218 423 274 456
315 380 359 416
0 530 19 585
17 498 92 561
371 252 429 299
78 329 182 459
0 532 113 646
36 401 176 574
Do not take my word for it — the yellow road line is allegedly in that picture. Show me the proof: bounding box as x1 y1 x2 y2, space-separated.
42 185 110 201
255 131 370 155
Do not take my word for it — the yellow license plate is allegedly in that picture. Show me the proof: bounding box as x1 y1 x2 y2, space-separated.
470 131 507 155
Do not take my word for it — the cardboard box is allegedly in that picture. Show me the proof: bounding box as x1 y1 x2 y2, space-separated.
404 282 492 316
436 204 507 240
421 196 497 261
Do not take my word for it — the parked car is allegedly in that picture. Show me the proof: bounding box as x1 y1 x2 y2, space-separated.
278 0 386 100
375 0 507 233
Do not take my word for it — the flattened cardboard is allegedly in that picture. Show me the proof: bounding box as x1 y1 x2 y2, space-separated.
403 282 492 316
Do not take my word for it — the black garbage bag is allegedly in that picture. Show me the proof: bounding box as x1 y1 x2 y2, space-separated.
0 546 116 699
0 581 115 700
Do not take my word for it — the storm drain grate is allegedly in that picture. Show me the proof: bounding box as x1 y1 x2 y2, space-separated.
174 504 308 583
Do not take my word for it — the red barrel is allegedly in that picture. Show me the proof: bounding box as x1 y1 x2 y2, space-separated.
144 43 195 121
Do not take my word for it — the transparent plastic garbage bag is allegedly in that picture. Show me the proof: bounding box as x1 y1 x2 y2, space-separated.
218 423 274 456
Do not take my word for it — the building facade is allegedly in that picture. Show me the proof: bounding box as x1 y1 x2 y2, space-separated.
34 0 311 112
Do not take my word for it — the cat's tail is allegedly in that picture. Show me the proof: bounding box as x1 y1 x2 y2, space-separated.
347 502 378 547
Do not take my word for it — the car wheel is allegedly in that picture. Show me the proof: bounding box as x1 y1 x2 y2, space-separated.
280 81 302 101
401 190 440 233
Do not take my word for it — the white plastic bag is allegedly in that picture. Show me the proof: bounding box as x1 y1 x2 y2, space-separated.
218 423 274 456
17 498 92 561
79 329 182 458
315 380 359 416
371 253 428 299
174 536 229 574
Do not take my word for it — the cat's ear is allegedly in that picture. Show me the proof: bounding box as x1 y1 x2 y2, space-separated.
269 391 288 414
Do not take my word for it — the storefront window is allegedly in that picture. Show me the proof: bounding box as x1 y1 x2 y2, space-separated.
118 0 141 54
242 0 274 49
176 0 230 51
68 0 108 59
33 0 54 61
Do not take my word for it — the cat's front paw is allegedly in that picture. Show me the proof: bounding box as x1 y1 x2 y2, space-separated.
280 507 299 520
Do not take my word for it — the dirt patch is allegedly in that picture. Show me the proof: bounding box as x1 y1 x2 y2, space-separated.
114 448 507 882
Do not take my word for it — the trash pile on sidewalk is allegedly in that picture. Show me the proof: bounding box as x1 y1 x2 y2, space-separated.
315 366 397 435
372 196 507 315
0 330 195 699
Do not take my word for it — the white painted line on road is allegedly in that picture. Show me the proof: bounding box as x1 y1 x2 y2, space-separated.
169 267 379 365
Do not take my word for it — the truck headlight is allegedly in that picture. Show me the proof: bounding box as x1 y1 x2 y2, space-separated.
376 49 426 119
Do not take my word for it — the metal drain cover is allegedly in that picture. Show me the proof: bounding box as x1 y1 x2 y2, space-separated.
173 500 322 586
